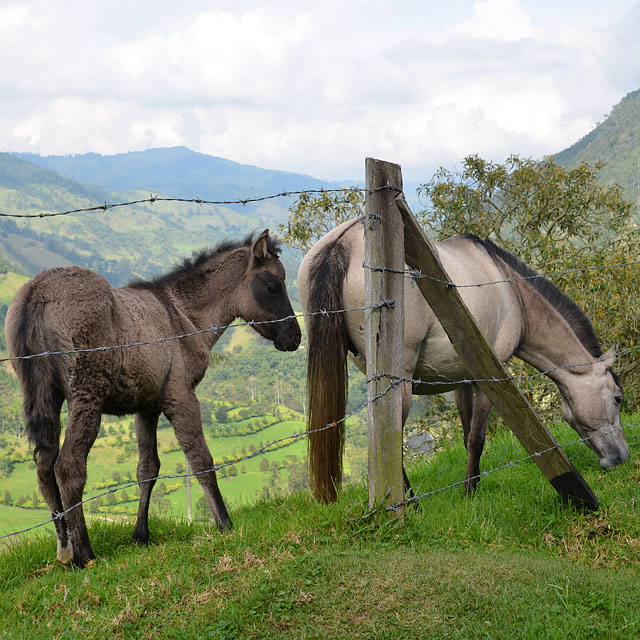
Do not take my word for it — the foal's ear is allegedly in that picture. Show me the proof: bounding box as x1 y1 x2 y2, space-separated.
252 229 270 260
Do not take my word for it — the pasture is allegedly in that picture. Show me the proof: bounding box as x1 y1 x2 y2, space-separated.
1 420 638 639
0 408 316 539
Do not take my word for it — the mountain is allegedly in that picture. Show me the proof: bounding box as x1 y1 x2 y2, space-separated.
0 149 351 286
14 146 347 203
554 89 640 207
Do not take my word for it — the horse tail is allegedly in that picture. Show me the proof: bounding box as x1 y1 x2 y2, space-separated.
6 282 63 462
306 238 351 502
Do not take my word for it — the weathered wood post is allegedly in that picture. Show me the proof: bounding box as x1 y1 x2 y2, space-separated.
364 157 405 518
396 194 598 510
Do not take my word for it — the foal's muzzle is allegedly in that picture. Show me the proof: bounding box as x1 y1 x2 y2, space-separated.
273 320 301 352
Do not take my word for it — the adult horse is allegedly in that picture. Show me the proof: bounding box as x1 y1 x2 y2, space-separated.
298 218 630 502
6 230 301 567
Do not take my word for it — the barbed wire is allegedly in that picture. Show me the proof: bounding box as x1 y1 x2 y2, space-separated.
0 380 398 541
350 419 639 521
0 186 400 220
362 258 640 289
0 299 395 364
367 344 640 390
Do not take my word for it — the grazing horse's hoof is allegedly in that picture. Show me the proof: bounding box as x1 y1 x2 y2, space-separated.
464 479 479 497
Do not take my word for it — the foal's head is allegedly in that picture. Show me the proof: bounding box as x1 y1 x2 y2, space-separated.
237 230 301 352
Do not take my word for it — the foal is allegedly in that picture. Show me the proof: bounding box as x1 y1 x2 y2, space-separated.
6 230 301 567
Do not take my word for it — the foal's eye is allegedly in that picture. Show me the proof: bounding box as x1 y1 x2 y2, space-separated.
266 282 280 294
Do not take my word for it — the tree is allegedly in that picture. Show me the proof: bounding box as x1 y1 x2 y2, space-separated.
279 187 364 252
215 405 229 423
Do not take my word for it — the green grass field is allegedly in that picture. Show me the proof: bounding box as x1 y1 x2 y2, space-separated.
0 421 638 639
0 410 319 540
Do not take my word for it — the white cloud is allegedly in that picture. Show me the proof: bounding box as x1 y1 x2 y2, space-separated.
0 0 638 181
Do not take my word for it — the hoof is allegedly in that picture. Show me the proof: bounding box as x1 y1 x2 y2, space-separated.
57 539 74 567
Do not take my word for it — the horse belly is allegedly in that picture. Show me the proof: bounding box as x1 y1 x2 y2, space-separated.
102 354 170 415
412 334 470 394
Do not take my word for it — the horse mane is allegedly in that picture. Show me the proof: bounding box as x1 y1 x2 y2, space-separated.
128 231 282 289
465 235 603 359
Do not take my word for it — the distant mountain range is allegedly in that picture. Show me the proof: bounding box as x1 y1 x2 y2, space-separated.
0 149 352 286
14 146 347 202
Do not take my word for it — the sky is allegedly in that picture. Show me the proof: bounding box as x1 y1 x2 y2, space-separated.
1 0 639 183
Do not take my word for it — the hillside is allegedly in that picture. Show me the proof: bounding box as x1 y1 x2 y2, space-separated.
15 146 347 203
554 89 640 206
0 152 306 285
1 423 639 638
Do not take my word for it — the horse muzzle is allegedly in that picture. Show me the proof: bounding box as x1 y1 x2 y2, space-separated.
273 321 302 352
599 446 630 470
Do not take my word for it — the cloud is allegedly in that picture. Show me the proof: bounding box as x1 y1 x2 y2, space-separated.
0 0 638 181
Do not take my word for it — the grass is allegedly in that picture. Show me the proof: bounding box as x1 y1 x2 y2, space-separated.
0 413 311 539
1 421 638 639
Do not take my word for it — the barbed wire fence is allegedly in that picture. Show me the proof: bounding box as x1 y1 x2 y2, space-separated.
0 182 638 541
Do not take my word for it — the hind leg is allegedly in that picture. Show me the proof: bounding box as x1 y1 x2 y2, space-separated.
31 392 73 564
400 382 417 500
132 411 161 545
164 390 232 531
461 389 492 496
54 401 103 567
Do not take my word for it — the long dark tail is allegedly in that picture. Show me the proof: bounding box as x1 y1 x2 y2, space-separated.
7 287 63 462
307 239 351 502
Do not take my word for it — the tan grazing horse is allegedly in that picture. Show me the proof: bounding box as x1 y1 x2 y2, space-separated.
6 230 301 567
298 219 630 503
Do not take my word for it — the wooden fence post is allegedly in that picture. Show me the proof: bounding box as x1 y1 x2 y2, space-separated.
364 158 405 518
395 194 598 509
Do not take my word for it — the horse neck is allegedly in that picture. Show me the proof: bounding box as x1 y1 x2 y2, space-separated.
514 282 599 392
167 250 248 339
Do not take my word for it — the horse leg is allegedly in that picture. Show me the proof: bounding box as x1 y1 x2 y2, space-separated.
54 401 102 567
164 391 232 531
462 389 492 496
30 390 72 564
132 410 161 545
454 385 474 448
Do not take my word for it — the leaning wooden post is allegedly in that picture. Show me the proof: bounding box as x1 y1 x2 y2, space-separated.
396 194 598 510
364 157 405 519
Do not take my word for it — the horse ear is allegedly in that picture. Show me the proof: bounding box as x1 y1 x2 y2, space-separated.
601 344 618 365
252 230 270 260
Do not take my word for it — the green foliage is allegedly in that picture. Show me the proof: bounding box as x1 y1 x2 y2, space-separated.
280 187 363 252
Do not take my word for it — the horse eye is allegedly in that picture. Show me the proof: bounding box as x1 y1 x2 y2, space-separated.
614 394 623 406
266 282 280 294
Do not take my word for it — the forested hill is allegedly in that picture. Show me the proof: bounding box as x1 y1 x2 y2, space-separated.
14 146 345 203
554 88 640 206
0 150 333 286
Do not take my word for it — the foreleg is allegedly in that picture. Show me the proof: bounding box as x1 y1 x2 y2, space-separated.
165 391 232 531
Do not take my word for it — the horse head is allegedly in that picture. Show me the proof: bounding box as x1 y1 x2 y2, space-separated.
560 345 630 469
239 229 301 352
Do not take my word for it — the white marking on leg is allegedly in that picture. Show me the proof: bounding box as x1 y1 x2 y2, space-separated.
57 539 73 566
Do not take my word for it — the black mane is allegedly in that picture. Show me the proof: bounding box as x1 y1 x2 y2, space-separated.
465 235 603 358
128 231 281 290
